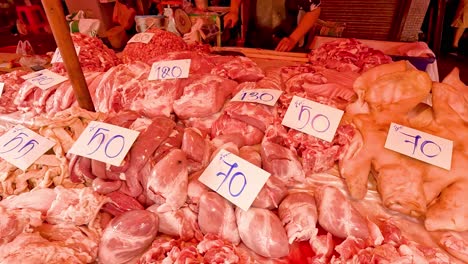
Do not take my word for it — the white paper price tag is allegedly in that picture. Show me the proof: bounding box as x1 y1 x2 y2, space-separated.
385 123 453 170
281 96 344 142
128 33 155 44
51 46 81 63
0 83 4 97
198 149 271 211
0 125 55 171
68 121 140 166
148 59 191 81
22 69 68 90
231 89 283 106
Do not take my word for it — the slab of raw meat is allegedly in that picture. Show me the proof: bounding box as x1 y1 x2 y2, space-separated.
173 74 237 119
211 56 265 82
211 114 264 146
0 205 43 245
236 207 289 258
148 206 202 241
122 28 188 64
99 210 159 264
224 101 276 132
198 192 240 245
51 33 121 73
315 186 369 239
278 192 318 243
252 175 288 210
261 140 305 185
0 70 28 114
146 149 188 213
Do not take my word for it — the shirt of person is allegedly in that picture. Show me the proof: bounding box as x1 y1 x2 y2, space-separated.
245 0 321 50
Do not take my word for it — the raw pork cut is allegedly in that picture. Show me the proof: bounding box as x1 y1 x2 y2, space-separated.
148 206 202 241
211 56 265 82
122 28 188 64
236 207 289 258
146 149 188 213
51 33 121 73
261 140 305 185
212 114 264 146
224 101 276 132
315 186 369 239
198 192 240 245
0 70 28 114
278 192 318 243
98 210 158 264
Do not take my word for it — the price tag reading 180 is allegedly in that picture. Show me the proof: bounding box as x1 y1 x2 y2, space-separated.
231 89 283 106
51 46 81 63
198 149 271 211
0 125 55 171
68 121 140 166
127 32 155 44
385 123 453 170
22 69 68 90
148 59 191 81
282 95 344 142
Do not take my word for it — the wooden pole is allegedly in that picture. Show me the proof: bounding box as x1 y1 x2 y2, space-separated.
41 0 95 112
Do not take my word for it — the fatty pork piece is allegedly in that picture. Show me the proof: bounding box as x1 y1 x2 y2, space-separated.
173 74 238 119
0 205 43 245
98 210 159 264
146 149 188 213
224 101 277 132
198 192 240 245
278 192 318 244
315 186 369 239
181 127 212 173
236 207 289 258
147 205 202 241
212 114 265 146
210 56 265 82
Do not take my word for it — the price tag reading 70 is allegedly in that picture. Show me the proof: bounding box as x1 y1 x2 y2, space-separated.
384 123 453 170
68 121 140 166
198 149 271 211
0 125 55 170
281 95 344 142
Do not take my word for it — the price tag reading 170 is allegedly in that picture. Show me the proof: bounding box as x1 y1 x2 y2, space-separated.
385 123 453 170
68 121 140 166
198 149 271 211
281 96 344 142
148 59 191 81
22 69 68 90
0 125 55 171
231 89 283 106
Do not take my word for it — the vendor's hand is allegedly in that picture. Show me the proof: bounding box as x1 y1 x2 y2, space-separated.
224 11 239 28
275 37 297 52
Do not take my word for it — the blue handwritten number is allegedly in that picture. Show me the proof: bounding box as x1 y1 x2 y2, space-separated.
216 158 247 197
399 131 442 158
260 93 274 102
171 66 182 78
15 139 38 159
400 132 421 155
297 105 311 130
311 114 330 133
420 140 441 158
104 135 125 158
87 127 109 155
0 132 27 154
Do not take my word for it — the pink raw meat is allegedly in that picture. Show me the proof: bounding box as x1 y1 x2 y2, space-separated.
187 170 209 212
261 141 305 185
198 192 240 245
98 210 159 264
236 207 289 258
224 101 276 132
182 112 222 137
0 70 28 114
239 146 262 167
197 234 240 263
181 127 212 173
173 75 237 119
146 149 188 213
0 188 57 213
278 192 319 243
0 206 43 245
315 186 369 239
149 206 202 241
252 175 288 210
211 56 265 82
310 233 334 263
101 191 144 217
211 114 264 146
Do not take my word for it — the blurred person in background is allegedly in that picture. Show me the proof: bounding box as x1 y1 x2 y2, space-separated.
451 0 467 55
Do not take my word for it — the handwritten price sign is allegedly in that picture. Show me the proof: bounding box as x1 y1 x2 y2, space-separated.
22 69 68 90
199 149 271 211
281 96 344 142
68 121 140 166
128 33 155 44
148 59 191 81
385 123 453 170
0 82 4 97
51 46 81 63
0 125 55 170
231 89 283 106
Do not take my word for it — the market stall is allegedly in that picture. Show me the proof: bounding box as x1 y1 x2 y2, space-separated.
0 0 467 263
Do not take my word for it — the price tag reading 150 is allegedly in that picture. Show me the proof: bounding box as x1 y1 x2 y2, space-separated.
148 59 191 81
68 121 140 166
385 123 453 170
0 125 55 171
198 149 271 211
281 95 344 142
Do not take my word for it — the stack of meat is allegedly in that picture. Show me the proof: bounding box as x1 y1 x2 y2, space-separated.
0 31 466 263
